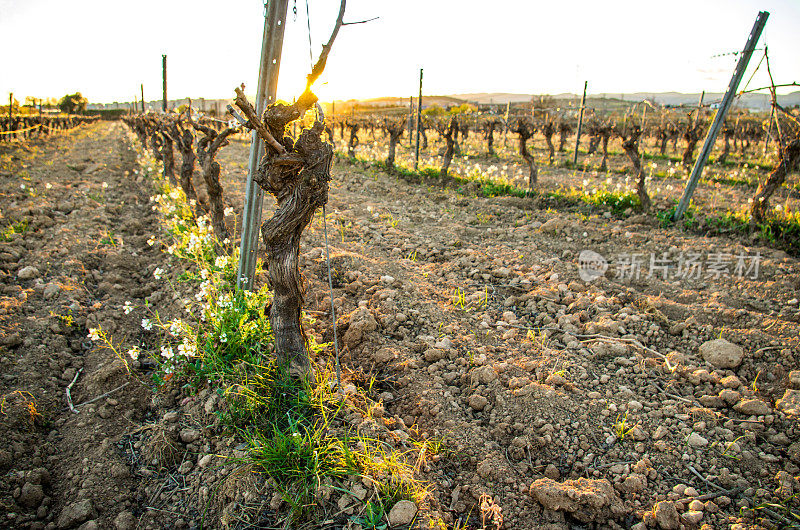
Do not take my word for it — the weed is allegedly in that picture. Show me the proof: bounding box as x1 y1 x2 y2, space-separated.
351 500 387 529
1 219 29 241
452 287 467 310
49 309 74 327
613 411 636 441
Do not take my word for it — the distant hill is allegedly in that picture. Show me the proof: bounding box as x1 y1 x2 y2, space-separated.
450 91 800 111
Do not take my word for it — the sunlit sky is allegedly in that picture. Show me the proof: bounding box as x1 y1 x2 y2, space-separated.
1 0 798 105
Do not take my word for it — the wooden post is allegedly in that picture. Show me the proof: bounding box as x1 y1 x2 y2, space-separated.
134 95 138 115
414 68 423 170
162 55 167 113
673 11 769 221
8 93 12 120
141 84 145 113
640 103 648 156
693 91 705 128
236 0 290 290
572 81 587 166
38 99 42 117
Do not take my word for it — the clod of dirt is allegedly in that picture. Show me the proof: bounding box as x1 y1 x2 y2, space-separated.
777 389 800 416
653 500 680 529
342 306 378 348
17 481 44 508
699 338 744 369
57 499 94 528
529 477 626 523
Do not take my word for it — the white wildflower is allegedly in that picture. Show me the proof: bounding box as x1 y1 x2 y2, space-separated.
123 301 134 315
153 267 164 280
128 346 141 360
160 345 174 359
87 328 102 341
141 318 153 331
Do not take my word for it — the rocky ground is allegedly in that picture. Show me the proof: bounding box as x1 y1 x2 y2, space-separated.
0 121 799 529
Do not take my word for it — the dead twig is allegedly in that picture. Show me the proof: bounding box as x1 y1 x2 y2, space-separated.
71 382 130 410
687 464 726 492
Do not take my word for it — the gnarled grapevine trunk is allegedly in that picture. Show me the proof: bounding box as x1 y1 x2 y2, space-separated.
483 119 498 157
167 116 200 210
682 121 703 168
618 125 650 211
558 120 572 152
541 119 555 165
440 117 457 177
599 125 612 172
346 120 359 158
751 138 800 223
384 117 404 169
235 87 332 377
191 118 239 245
511 118 537 190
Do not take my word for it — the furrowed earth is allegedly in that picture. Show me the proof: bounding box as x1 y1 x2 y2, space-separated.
1 121 799 529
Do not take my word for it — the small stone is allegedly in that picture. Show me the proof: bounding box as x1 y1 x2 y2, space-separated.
178 461 193 474
777 389 800 417
469 394 488 411
198 454 215 468
113 511 136 530
687 432 708 448
388 499 417 526
380 275 395 285
204 395 219 415
544 464 560 480
351 483 368 501
423 348 446 362
627 400 643 412
57 499 93 529
623 474 646 493
790 371 800 389
372 347 397 363
653 500 680 529
653 425 669 440
1 332 22 347
734 398 771 416
43 283 61 299
669 322 686 335
472 365 497 384
688 500 704 511
17 483 44 509
719 389 741 405
540 218 568 233
699 339 744 369
179 428 201 443
681 510 703 525
545 373 567 386
721 375 742 389
17 266 40 280
163 412 178 422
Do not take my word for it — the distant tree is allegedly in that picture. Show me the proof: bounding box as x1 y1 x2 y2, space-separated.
58 92 88 114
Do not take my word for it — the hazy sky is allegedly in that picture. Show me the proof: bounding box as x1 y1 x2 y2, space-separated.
1 0 798 104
